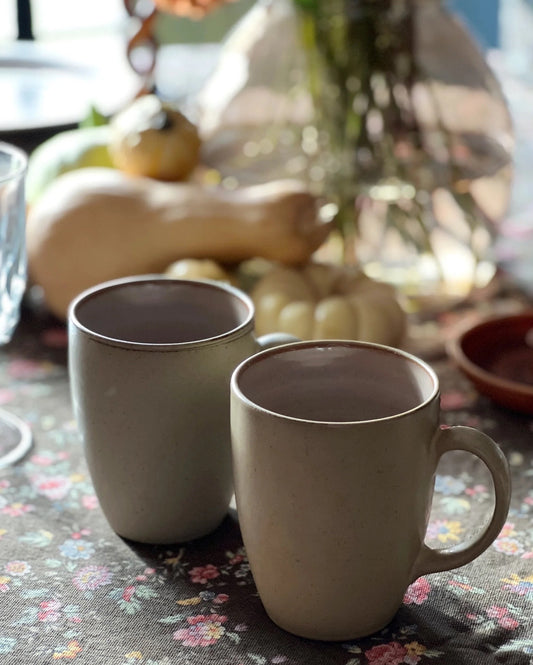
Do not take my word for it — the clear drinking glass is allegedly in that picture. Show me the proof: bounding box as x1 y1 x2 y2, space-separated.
0 142 32 467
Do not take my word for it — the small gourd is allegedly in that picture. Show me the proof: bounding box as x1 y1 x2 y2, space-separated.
251 262 406 346
109 95 201 181
164 258 236 285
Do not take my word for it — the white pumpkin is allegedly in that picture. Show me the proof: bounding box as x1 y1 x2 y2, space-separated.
251 262 406 346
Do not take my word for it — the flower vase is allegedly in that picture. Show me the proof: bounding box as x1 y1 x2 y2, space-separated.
195 0 513 310
296 0 514 309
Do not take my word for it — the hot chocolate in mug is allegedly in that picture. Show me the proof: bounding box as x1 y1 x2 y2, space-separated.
230 340 511 641
68 276 295 544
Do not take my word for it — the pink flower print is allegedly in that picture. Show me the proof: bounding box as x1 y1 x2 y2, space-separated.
173 614 227 647
365 641 408 665
213 593 229 605
32 475 72 501
465 484 488 497
5 560 31 576
2 502 34 517
71 529 90 540
41 327 68 348
39 599 62 622
30 453 55 466
493 537 525 556
8 358 53 380
122 585 136 602
229 554 244 565
227 548 246 565
449 579 474 592
0 388 15 405
498 615 519 630
486 606 508 620
133 567 156 581
404 577 430 605
72 565 112 591
440 390 471 411
81 494 99 510
498 523 516 538
0 575 11 592
189 564 220 584
486 606 520 630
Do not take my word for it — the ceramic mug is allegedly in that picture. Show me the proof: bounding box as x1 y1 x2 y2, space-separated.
230 340 511 641
68 276 294 544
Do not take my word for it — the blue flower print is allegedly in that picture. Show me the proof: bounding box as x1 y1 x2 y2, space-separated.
434 475 466 496
0 637 16 654
59 538 95 560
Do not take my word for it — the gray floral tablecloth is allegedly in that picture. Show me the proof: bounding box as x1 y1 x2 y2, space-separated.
0 298 532 665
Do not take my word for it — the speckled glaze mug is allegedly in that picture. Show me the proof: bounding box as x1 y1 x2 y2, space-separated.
68 276 294 544
230 341 512 641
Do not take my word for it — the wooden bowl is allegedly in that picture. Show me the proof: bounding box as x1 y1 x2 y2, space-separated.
447 311 533 414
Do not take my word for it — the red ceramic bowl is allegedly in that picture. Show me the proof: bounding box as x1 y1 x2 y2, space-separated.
447 311 533 414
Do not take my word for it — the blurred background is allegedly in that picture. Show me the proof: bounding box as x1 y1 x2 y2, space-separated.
0 0 523 155
1 0 533 292
0 0 517 147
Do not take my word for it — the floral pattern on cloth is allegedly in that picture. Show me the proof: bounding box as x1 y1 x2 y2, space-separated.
0 307 533 664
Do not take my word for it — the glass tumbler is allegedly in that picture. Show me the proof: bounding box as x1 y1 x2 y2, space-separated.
0 142 32 467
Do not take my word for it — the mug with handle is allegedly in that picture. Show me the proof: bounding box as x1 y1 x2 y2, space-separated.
230 340 512 641
68 275 296 544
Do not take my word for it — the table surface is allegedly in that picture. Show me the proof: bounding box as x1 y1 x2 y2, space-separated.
0 289 533 665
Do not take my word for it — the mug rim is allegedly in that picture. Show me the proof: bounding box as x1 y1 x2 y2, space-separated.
69 275 255 350
231 339 440 425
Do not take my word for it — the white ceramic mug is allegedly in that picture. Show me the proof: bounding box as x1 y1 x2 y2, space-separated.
230 340 512 641
69 276 294 544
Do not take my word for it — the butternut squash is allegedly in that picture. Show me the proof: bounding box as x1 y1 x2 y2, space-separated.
27 168 331 319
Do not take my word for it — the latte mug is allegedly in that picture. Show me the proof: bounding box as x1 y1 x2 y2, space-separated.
68 276 294 544
230 340 511 641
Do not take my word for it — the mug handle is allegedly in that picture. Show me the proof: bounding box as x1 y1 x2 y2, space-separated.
411 426 511 581
256 333 300 350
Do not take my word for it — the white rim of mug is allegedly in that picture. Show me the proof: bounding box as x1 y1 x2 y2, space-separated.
69 275 255 350
0 142 28 183
231 339 440 425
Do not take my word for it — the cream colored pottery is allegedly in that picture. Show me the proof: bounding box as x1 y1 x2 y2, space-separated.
230 341 511 641
69 276 292 544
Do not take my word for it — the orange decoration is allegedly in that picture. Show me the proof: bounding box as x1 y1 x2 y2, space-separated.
152 0 232 18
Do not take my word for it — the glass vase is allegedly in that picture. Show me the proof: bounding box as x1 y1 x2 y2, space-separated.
296 0 514 310
196 0 514 310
